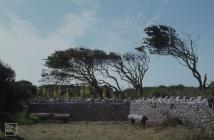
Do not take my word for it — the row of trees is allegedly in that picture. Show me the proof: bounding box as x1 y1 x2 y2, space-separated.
41 48 149 98
41 25 207 98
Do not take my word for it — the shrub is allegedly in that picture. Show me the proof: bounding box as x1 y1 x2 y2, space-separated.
14 113 40 125
0 112 40 132
161 117 183 127
0 112 15 132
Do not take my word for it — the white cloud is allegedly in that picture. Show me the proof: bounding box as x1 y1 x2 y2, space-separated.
0 9 97 85
56 10 96 42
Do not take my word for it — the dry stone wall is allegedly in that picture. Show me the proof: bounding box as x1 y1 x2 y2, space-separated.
28 96 214 128
28 100 130 121
130 96 214 128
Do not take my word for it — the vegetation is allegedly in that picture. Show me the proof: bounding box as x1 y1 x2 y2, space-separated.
124 85 213 98
0 24 213 139
34 84 212 101
42 48 149 97
111 51 149 96
137 25 207 90
41 48 121 98
0 60 38 138
10 122 213 140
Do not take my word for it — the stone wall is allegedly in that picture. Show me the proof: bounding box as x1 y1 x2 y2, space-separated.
28 96 214 128
130 96 214 128
28 101 130 121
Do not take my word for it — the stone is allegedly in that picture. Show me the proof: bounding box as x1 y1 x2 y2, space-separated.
175 96 180 102
196 96 202 102
29 97 214 128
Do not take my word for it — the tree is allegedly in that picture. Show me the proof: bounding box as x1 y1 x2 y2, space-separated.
0 60 22 113
137 25 207 90
0 60 15 84
112 51 149 96
16 80 37 100
98 52 122 93
42 47 122 98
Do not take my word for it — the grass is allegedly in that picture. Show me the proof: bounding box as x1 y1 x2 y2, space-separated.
14 113 40 125
13 121 214 140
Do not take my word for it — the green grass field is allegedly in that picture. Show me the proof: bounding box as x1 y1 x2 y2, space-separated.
2 122 209 140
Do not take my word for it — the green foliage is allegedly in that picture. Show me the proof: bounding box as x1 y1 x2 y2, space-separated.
42 48 122 98
0 60 15 83
0 112 15 132
14 113 40 125
0 61 23 113
209 81 214 96
38 84 81 99
102 85 111 98
140 25 176 51
0 112 40 133
16 80 37 100
42 48 115 83
80 85 93 98
65 89 70 99
209 81 214 88
137 25 207 90
124 85 210 98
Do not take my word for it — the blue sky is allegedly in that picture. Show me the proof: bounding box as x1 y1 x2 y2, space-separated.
0 0 213 87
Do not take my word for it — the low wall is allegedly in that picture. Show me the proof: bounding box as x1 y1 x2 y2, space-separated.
28 101 130 121
130 97 214 128
28 96 214 128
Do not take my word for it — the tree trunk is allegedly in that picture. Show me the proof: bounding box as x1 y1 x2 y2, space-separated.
90 81 102 99
136 85 143 97
191 68 203 90
203 74 207 89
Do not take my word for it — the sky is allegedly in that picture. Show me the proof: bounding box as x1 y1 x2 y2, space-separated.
0 0 213 87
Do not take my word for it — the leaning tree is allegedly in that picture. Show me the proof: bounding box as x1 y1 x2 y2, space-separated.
98 52 122 93
111 51 150 96
42 47 123 98
137 25 207 90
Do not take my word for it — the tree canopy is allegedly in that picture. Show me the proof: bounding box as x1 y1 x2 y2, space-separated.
42 47 122 98
0 60 21 113
112 51 149 96
137 25 207 90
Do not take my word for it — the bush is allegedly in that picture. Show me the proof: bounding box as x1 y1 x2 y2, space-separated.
14 113 40 125
0 61 23 114
0 112 40 133
161 117 183 127
0 112 15 132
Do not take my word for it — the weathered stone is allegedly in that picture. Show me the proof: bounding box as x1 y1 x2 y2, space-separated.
29 96 214 128
129 96 214 128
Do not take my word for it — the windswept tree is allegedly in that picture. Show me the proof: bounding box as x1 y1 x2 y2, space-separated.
42 47 122 98
112 51 150 96
98 52 122 93
137 25 207 90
